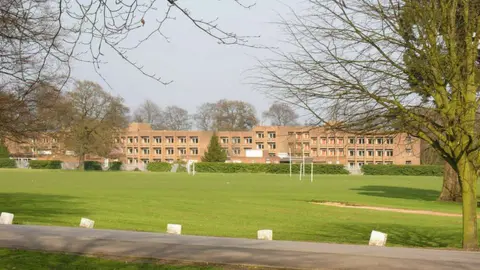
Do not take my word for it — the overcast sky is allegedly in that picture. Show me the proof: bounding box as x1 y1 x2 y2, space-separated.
70 0 304 123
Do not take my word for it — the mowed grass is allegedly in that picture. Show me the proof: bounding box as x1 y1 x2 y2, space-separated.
0 170 479 249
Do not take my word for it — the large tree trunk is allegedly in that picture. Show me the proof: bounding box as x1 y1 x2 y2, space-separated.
458 158 478 250
438 162 462 202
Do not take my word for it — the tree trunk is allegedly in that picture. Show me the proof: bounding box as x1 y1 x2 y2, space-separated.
78 154 85 171
438 161 462 202
458 158 478 250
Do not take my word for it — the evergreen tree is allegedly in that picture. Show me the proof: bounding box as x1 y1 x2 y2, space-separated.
202 134 227 162
0 140 10 158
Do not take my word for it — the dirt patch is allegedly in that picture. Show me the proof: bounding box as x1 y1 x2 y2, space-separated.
310 201 464 217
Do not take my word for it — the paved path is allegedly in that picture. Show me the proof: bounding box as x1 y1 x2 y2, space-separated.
1 225 479 269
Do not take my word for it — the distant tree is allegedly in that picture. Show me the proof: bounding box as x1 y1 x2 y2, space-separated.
62 81 129 170
132 100 163 129
262 102 299 126
202 134 227 162
161 106 191 130
194 100 258 131
0 140 10 158
194 103 217 131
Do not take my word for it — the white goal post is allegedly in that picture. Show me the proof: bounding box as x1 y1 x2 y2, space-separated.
187 160 197 176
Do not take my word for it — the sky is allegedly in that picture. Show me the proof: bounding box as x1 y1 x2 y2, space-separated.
69 0 304 124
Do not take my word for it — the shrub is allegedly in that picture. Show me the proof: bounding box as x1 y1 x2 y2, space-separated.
0 158 16 168
362 165 443 176
147 162 171 172
84 161 103 171
109 161 122 171
29 160 62 169
0 141 9 158
195 163 349 174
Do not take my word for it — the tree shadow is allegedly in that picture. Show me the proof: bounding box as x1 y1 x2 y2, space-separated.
0 193 88 225
351 186 440 201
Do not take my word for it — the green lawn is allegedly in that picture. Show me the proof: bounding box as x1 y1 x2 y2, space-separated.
0 249 223 270
0 170 479 249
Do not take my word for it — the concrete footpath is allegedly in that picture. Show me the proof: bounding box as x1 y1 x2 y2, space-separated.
1 225 479 270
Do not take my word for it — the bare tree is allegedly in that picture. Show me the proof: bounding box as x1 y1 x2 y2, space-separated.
161 106 191 130
258 0 480 249
1 0 257 139
262 102 299 126
194 103 217 131
132 100 163 129
62 81 129 170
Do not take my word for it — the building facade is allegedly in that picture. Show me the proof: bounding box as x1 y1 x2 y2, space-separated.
5 123 421 168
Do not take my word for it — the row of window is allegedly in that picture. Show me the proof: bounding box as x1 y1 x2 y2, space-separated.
348 149 394 157
125 136 199 144
30 138 58 143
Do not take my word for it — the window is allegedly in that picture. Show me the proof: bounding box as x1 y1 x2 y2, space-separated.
166 136 174 143
269 153 276 157
288 132 294 136
377 150 383 157
154 137 162 143
349 137 355 144
406 148 412 155
303 143 310 150
221 137 229 144
257 143 264 149
386 150 393 157
128 137 133 143
233 148 241 155
52 138 58 143
384 161 393 165
178 148 186 155
405 160 412 165
166 148 174 155
349 149 355 156
140 159 148 164
296 133 302 139
133 159 138 164
268 143 276 149
376 161 383 165
134 148 139 154
304 153 310 157
128 148 133 154
337 148 344 156
190 136 198 144
222 148 229 154
127 158 133 164
311 137 317 144
256 132 265 139
43 138 48 143
329 138 336 144
329 149 335 156
320 149 327 156
244 137 252 144
190 148 198 155
367 138 374 144
405 136 412 143
134 137 138 143
367 150 374 157
376 137 383 144
142 148 150 154
312 148 318 156
153 159 162 162
358 137 365 144
154 148 161 155
232 137 241 144
358 150 365 156
268 132 276 139
386 137 394 144
303 133 310 139
320 137 327 144
337 138 344 144
141 137 149 143
179 137 187 143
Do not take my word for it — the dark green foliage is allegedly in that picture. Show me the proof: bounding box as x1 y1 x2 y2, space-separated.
84 161 102 171
362 165 443 176
109 162 122 171
0 158 16 168
195 163 349 174
202 134 227 162
29 160 62 169
147 162 171 172
0 141 9 158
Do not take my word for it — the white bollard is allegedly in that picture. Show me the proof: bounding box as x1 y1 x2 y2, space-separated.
167 224 182 235
79 218 95 229
0 212 14 225
369 230 388 246
257 229 273 241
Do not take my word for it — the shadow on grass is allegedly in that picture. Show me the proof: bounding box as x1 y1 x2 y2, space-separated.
0 193 88 225
351 186 440 201
312 222 463 249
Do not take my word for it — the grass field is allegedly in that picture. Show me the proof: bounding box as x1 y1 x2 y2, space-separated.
0 170 479 249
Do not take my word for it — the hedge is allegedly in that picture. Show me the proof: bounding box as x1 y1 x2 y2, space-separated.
109 162 122 171
194 163 349 174
0 158 16 168
84 161 103 171
147 162 171 172
29 160 62 169
362 165 443 176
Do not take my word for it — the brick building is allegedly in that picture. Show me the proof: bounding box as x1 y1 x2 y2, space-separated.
5 122 421 168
